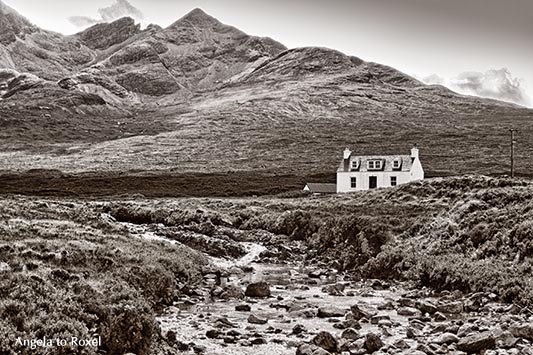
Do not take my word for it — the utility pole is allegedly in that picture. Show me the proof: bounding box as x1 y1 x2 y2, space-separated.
510 129 516 178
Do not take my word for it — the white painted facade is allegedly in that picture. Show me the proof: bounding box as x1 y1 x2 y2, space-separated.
336 146 424 193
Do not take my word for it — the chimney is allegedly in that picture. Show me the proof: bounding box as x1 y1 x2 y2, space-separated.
343 147 352 159
411 144 419 159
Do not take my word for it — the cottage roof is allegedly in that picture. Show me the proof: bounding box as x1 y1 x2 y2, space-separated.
304 183 337 194
338 154 413 173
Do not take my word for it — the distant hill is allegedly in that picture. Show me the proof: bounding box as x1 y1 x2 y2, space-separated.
0 5 532 182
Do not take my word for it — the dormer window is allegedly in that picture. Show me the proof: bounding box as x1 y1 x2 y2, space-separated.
367 160 383 170
351 160 359 170
392 159 401 169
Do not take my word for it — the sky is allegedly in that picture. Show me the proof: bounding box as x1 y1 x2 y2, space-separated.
3 0 533 107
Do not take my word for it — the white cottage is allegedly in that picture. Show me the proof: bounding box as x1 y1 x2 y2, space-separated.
336 145 424 192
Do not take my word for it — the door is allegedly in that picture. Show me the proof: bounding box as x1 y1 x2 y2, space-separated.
369 176 377 189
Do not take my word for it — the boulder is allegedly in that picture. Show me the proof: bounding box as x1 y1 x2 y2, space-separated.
457 332 496 353
312 331 339 353
296 344 330 355
321 283 345 295
350 304 376 320
219 284 244 300
437 301 464 314
235 304 251 312
245 282 271 298
341 328 359 340
509 324 533 341
364 332 384 352
292 324 306 335
317 307 346 318
247 314 268 325
417 300 438 314
370 314 391 324
433 332 459 345
397 306 420 316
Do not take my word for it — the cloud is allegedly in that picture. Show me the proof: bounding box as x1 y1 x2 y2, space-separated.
98 0 144 22
67 16 99 28
421 69 531 107
68 0 144 29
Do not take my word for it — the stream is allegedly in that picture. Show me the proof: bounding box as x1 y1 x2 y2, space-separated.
123 220 533 355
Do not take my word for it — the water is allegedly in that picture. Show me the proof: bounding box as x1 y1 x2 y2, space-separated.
156 247 411 355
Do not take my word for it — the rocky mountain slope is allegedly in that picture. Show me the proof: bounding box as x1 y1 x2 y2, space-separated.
0 3 532 188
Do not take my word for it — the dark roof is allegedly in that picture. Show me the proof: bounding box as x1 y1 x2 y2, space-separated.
338 154 413 173
304 183 336 194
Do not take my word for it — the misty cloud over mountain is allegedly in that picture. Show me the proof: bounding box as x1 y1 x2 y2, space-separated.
68 0 144 29
422 69 531 107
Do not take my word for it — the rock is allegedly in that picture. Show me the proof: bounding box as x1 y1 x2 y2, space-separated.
192 344 207 353
245 282 271 298
433 312 447 321
77 17 141 50
457 323 476 337
247 314 268 325
370 314 390 324
235 304 251 312
2 73 43 99
205 329 221 339
0 262 11 272
317 307 346 318
308 269 326 278
397 306 421 316
296 344 330 355
377 300 396 310
341 328 359 340
322 283 346 295
252 337 267 345
509 323 533 341
417 300 438 314
433 332 459 345
312 331 339 353
364 332 384 352
210 286 223 297
406 326 422 338
393 339 410 349
457 331 496 353
165 330 176 344
220 284 245 300
495 330 519 348
214 317 238 328
350 304 376 320
437 301 464 314
292 324 306 335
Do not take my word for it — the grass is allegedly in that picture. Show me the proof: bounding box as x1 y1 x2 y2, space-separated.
0 197 207 355
93 175 533 307
1 69 533 181
1 175 533 354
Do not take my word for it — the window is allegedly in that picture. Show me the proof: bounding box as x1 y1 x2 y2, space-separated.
390 176 397 186
392 160 401 169
350 177 357 188
351 160 359 170
367 160 383 170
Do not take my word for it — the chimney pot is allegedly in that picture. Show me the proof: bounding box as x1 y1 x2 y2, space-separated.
411 144 419 159
343 147 352 159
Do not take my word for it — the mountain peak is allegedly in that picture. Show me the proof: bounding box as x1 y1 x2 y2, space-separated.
76 16 141 50
169 7 220 28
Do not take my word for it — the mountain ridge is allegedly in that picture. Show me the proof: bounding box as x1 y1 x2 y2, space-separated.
0 5 532 182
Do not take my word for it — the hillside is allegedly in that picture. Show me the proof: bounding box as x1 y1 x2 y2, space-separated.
0 5 532 196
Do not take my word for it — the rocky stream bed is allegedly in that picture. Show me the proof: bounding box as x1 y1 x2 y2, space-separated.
125 223 533 355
